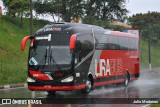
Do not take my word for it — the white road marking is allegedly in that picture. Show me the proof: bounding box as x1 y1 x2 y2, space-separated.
142 104 150 107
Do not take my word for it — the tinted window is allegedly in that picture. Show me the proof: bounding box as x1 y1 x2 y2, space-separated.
128 38 138 50
95 34 107 50
95 34 138 51
106 36 120 50
77 34 94 51
76 34 94 62
134 38 139 51
119 37 129 50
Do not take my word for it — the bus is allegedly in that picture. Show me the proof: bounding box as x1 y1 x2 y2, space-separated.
21 23 140 94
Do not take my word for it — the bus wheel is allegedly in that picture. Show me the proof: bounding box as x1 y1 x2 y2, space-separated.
47 91 56 95
81 77 92 94
123 73 130 86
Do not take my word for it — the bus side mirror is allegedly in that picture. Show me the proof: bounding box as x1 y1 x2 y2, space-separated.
70 34 77 50
75 40 81 51
21 36 30 51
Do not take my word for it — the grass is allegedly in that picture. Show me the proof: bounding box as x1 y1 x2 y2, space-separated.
151 104 160 107
140 39 160 68
0 14 160 85
0 15 49 85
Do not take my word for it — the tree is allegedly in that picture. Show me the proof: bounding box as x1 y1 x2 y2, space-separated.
129 12 160 42
33 0 128 22
2 0 29 26
129 12 160 29
83 0 128 30
85 0 128 21
33 0 84 22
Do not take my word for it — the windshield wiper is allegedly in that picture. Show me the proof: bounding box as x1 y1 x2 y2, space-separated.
45 48 47 64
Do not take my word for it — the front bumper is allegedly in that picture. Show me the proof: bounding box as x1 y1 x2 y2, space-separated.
28 84 86 91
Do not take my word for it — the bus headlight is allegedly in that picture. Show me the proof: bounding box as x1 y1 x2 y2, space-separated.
61 76 73 82
27 77 35 82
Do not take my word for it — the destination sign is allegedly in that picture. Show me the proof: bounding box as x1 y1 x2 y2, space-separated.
43 27 62 32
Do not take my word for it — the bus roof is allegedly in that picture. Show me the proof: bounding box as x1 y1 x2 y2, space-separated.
36 22 104 34
36 23 138 39
44 22 104 30
110 31 138 38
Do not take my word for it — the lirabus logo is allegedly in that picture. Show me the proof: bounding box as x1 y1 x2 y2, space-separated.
95 58 122 78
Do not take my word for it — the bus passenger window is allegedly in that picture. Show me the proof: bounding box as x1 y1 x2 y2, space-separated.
134 38 138 51
107 43 116 50
106 36 119 50
128 38 136 50
119 37 128 50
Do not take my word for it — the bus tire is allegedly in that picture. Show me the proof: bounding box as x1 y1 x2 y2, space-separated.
81 77 92 94
123 72 130 86
47 91 56 95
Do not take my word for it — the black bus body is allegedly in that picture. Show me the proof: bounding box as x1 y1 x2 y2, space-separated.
21 23 140 94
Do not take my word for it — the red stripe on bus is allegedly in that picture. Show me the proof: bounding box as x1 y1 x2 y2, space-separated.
28 84 86 91
94 79 124 87
130 78 138 81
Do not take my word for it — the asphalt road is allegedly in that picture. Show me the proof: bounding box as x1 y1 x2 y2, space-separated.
0 69 160 107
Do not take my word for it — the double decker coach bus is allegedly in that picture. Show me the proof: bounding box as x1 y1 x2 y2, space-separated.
21 23 140 94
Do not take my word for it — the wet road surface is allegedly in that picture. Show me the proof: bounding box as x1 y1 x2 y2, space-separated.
0 70 160 107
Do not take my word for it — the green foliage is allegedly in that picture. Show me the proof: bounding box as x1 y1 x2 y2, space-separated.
82 16 125 31
85 0 128 21
2 0 128 23
2 0 30 27
82 16 110 28
2 0 29 17
33 0 85 22
129 12 160 43
151 104 160 107
0 15 49 85
140 38 160 68
129 12 160 29
33 0 128 22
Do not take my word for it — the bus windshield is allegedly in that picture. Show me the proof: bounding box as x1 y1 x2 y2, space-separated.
29 46 71 66
28 33 72 71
